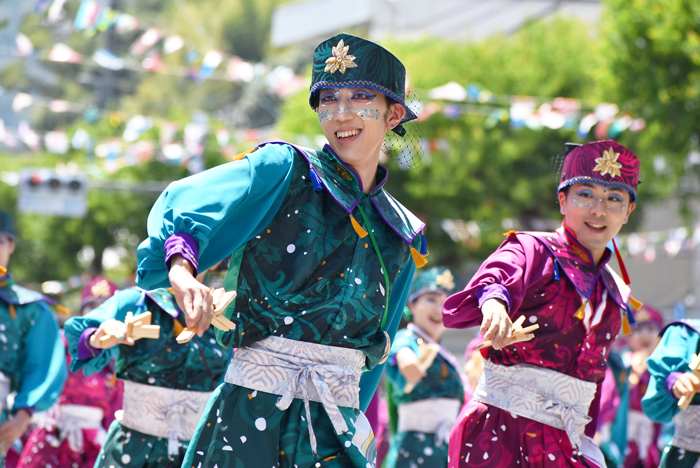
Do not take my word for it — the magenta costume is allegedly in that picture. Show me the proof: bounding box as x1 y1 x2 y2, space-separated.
443 141 641 468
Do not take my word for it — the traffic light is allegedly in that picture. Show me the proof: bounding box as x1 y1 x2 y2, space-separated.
18 168 88 218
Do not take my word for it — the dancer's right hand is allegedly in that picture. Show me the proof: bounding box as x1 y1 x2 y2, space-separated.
168 254 213 336
672 371 700 400
89 319 134 348
396 347 425 385
480 298 513 350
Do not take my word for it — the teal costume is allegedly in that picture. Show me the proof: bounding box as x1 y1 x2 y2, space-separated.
385 328 464 468
137 141 421 467
64 288 232 468
384 267 463 468
642 319 700 468
0 275 67 465
137 32 424 468
0 209 66 466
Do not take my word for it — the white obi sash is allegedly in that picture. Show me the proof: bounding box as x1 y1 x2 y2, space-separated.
224 335 365 454
117 381 212 456
397 398 461 446
474 360 605 468
43 404 105 452
671 405 700 453
627 409 654 460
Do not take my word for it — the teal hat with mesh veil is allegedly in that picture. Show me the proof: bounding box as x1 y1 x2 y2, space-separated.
403 266 457 319
309 33 417 137
0 210 14 240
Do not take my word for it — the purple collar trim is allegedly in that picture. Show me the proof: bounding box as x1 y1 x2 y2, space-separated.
522 229 629 308
322 143 389 194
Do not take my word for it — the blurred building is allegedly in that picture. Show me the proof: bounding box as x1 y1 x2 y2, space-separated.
271 0 601 47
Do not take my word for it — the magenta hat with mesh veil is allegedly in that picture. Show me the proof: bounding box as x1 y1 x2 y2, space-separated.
558 140 640 202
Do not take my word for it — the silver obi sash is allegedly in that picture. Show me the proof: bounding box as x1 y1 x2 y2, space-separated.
397 398 461 446
627 409 654 460
117 381 212 456
670 405 700 453
474 360 605 466
224 335 365 454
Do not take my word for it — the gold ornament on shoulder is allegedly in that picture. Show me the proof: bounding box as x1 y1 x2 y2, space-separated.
324 39 358 74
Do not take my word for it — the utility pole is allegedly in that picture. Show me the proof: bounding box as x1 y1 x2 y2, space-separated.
95 0 121 108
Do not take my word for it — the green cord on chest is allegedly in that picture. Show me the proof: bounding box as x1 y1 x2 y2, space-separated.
357 204 391 328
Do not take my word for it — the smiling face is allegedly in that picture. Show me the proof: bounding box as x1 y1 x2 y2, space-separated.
316 87 405 171
408 291 447 341
558 182 636 264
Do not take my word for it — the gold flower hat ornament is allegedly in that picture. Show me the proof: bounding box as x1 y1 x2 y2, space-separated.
593 148 623 178
558 140 640 203
435 270 456 291
408 266 458 303
324 39 358 74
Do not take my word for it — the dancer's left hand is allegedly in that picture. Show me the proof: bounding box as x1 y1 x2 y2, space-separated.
0 409 30 455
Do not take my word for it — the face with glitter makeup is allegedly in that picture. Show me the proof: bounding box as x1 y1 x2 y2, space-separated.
316 87 405 175
558 182 635 264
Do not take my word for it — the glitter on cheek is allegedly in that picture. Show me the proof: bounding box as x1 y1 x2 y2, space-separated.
355 109 381 121
318 110 334 122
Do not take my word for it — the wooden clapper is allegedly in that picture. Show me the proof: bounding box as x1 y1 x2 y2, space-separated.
476 315 539 350
99 311 161 348
176 288 236 344
678 353 700 411
403 340 442 394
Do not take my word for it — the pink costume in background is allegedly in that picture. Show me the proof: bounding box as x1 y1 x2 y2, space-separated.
16 335 123 468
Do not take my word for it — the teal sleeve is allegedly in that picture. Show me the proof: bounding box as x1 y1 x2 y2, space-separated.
385 330 420 390
64 289 142 376
359 259 416 411
642 323 700 423
14 303 67 412
136 144 296 289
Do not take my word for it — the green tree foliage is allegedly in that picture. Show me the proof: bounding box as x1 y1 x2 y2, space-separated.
603 0 700 206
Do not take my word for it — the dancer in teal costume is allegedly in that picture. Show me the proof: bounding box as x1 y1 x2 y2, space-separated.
136 33 425 468
385 267 464 468
642 319 700 468
0 210 66 466
64 285 232 468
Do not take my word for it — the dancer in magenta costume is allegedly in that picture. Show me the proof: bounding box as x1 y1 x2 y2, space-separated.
443 140 642 467
17 278 123 468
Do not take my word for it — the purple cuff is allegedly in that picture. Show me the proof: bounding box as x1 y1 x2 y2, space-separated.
476 284 511 311
666 371 683 398
78 327 102 360
164 233 200 275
